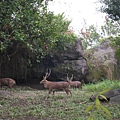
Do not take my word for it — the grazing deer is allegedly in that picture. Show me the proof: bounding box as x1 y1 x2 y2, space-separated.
40 69 72 96
67 74 82 89
0 78 16 92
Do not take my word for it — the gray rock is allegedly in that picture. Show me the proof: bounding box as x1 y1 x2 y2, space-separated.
0 39 88 84
90 89 120 104
51 39 88 82
85 40 119 82
110 95 120 104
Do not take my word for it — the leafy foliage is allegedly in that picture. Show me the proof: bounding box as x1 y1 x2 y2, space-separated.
80 13 120 50
99 0 120 21
101 19 120 37
86 89 112 120
80 25 101 49
0 0 76 63
111 35 120 60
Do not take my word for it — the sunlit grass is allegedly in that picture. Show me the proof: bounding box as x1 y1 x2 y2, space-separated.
0 79 119 120
83 79 120 92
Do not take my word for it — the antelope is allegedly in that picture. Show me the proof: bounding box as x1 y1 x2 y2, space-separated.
67 74 82 89
40 69 72 96
0 78 16 92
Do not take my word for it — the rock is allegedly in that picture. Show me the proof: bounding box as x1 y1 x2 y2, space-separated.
110 95 120 104
90 89 120 104
85 40 118 82
0 39 89 84
50 39 88 82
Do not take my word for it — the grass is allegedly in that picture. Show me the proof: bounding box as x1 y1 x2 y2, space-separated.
83 79 120 92
0 79 120 120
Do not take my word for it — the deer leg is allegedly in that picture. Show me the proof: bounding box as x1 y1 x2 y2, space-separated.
46 89 52 99
9 85 13 92
65 88 72 96
47 89 56 99
68 89 72 96
52 90 55 95
78 85 82 89
64 88 69 95
66 88 72 96
48 89 53 94
10 88 12 92
0 85 2 90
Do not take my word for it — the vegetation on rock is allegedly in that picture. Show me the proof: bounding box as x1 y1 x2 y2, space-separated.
0 0 76 64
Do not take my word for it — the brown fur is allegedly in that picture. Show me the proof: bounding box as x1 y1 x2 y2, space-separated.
40 79 72 96
0 78 16 92
67 74 82 89
67 80 82 89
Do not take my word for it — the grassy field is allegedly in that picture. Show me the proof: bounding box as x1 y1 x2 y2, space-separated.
0 80 120 120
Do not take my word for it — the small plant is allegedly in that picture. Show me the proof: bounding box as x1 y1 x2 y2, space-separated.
86 89 112 120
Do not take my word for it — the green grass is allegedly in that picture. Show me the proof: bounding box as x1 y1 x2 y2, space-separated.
0 79 120 120
83 79 120 92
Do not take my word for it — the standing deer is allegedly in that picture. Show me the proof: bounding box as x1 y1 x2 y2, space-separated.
0 78 16 92
67 74 82 89
40 69 72 96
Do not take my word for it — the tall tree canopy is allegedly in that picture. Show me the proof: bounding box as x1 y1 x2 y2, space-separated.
99 0 120 21
0 0 76 63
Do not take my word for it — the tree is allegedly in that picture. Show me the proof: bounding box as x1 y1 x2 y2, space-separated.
99 0 120 21
99 0 120 64
0 0 76 63
101 16 120 37
112 35 120 61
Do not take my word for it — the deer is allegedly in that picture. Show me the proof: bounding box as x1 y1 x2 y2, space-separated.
67 74 82 89
0 78 16 92
40 69 72 96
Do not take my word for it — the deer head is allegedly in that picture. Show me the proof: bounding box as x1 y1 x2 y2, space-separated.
40 69 51 83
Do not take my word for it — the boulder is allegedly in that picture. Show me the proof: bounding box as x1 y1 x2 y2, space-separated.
37 39 89 83
0 39 89 84
49 39 88 82
90 89 120 104
85 40 118 82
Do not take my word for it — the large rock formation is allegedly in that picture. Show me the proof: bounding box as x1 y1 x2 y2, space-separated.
85 40 119 82
0 39 88 84
48 39 88 82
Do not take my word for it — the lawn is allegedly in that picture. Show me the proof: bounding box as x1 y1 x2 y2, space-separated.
0 80 120 120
